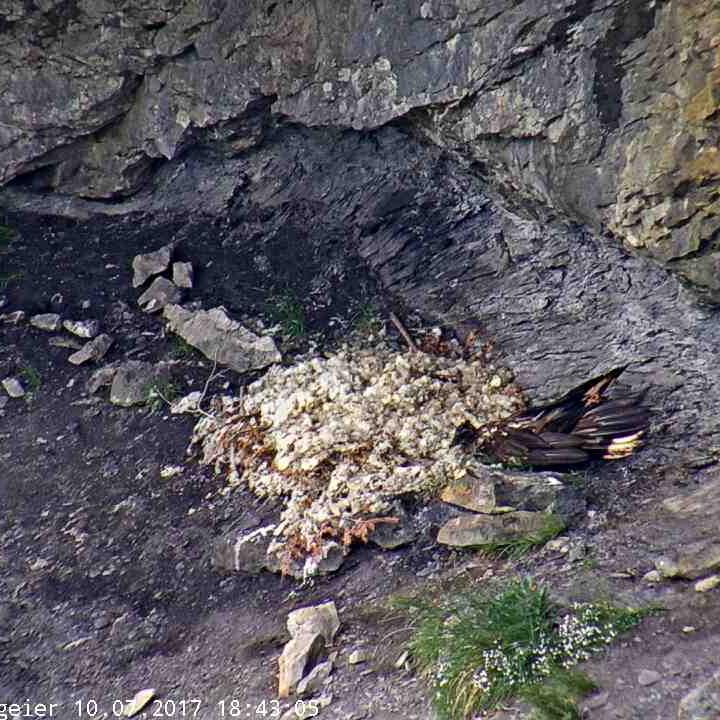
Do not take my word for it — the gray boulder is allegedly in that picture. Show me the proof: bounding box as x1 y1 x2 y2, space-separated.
163 304 281 374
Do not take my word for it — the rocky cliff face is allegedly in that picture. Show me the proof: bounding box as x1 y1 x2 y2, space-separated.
1 0 718 298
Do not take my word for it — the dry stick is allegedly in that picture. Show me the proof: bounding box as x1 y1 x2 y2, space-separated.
154 340 228 420
193 337 233 419
389 311 420 352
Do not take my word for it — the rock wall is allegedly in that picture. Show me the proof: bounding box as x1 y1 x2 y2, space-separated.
1 0 718 297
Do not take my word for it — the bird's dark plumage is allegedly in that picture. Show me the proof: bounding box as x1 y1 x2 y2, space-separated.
465 366 649 468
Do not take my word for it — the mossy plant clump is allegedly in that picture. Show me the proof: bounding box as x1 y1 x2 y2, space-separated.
268 291 306 338
0 224 15 251
398 579 651 720
191 339 524 574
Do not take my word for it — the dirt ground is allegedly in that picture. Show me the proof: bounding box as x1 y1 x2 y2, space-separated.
1 212 719 720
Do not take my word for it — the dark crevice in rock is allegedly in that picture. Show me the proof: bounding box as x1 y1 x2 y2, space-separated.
546 0 597 49
593 0 660 129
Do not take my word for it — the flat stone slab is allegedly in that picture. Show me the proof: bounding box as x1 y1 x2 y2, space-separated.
68 334 113 365
441 463 585 520
437 510 564 548
63 318 101 338
163 304 281 374
30 313 62 331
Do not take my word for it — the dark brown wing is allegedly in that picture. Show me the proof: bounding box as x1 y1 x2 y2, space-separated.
513 366 628 434
491 429 590 466
485 367 649 467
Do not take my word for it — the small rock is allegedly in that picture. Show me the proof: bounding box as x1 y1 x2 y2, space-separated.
682 626 696 634
643 569 662 583
2 377 25 398
296 659 333 697
132 244 173 288
212 525 277 574
109 361 169 407
440 465 584 519
441 472 496 512
677 668 720 720
81 299 92 310
493 469 586 520
437 510 564 548
163 304 281 374
302 541 347 576
138 277 182 313
655 556 681 579
546 536 570 553
348 649 369 665
63 318 101 338
278 632 326 698
170 391 202 415
30 313 62 331
172 261 194 289
68 334 113 365
656 540 720 580
122 689 156 717
1 310 25 324
160 465 183 479
49 336 83 350
694 575 720 593
638 669 662 686
87 365 118 393
287 601 340 644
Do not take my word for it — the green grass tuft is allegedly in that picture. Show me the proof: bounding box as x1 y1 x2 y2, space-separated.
479 514 566 560
19 365 42 393
353 302 383 336
522 668 597 720
147 380 180 411
397 578 652 719
269 291 306 338
0 224 15 251
170 335 198 359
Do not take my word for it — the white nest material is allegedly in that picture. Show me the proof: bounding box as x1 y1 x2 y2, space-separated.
191 344 524 567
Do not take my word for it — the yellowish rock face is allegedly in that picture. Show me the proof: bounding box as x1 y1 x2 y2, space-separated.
191 342 524 571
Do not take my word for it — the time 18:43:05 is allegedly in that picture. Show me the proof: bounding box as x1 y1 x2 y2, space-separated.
218 699 319 717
